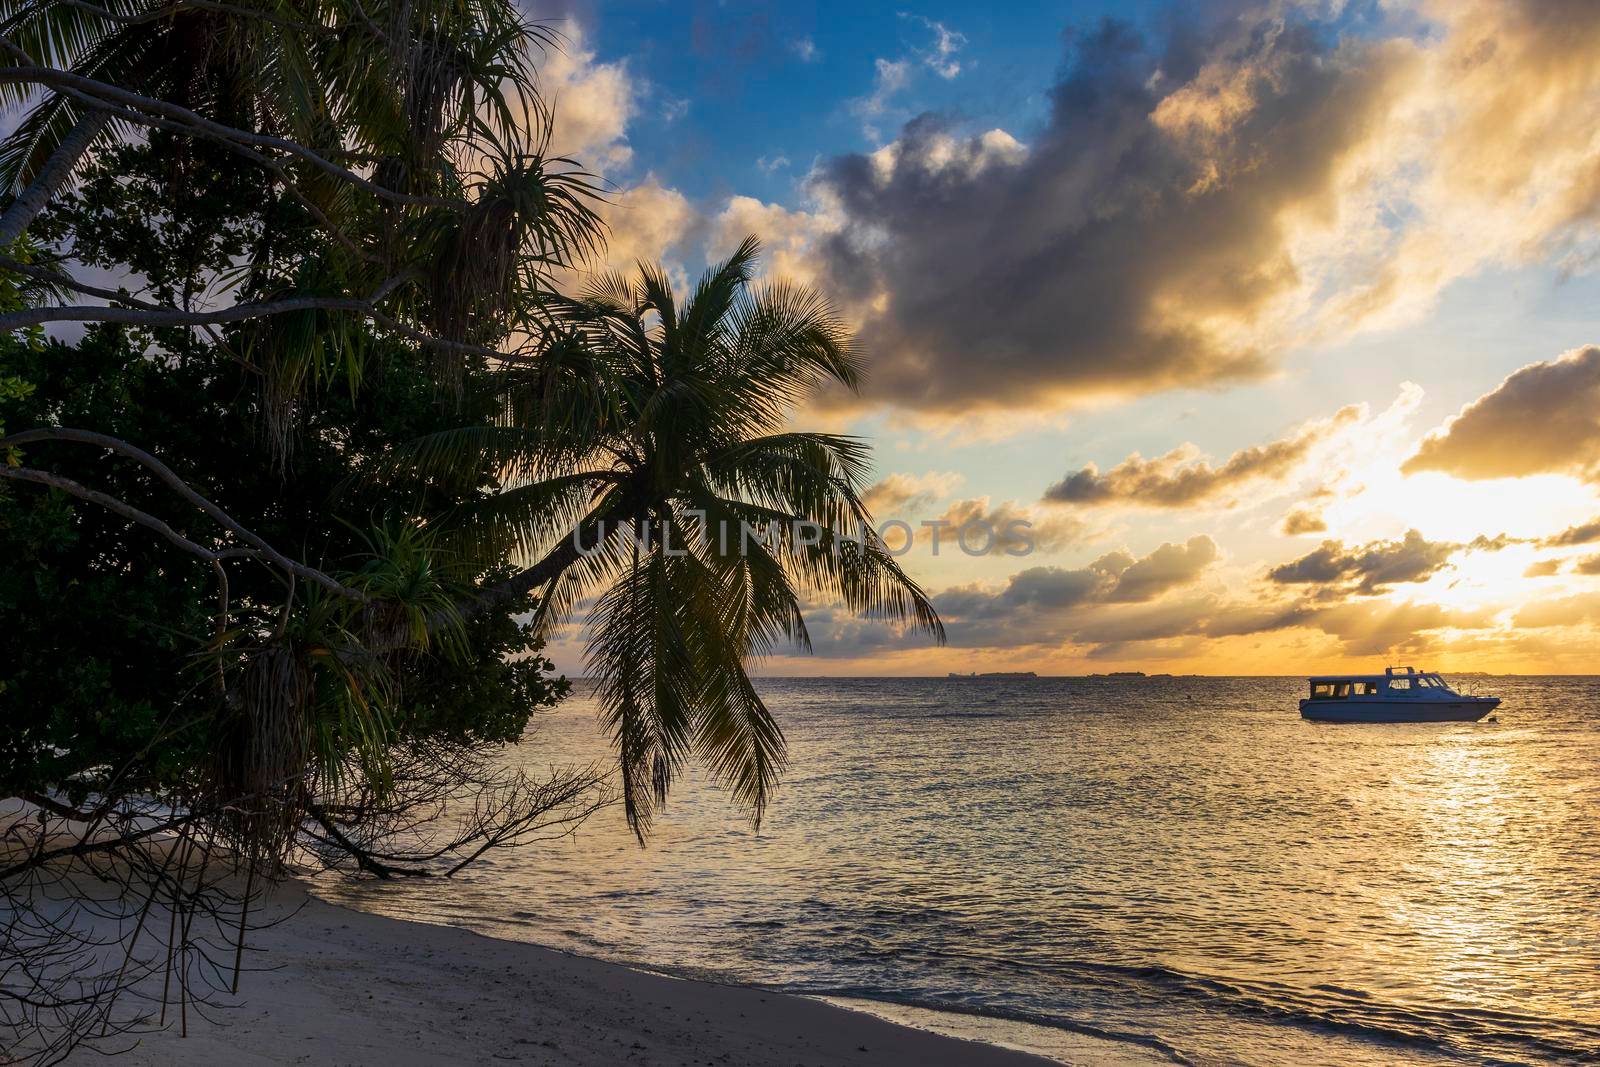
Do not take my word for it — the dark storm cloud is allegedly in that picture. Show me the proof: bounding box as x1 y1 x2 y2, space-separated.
810 10 1410 412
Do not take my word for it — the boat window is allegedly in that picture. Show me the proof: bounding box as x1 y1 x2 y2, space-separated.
1388 677 1412 691
1354 681 1377 696
1333 682 1352 698
1310 682 1336 699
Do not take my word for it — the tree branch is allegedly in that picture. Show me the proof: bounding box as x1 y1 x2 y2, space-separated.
0 265 525 361
304 806 430 879
0 465 235 565
0 253 166 309
0 433 367 601
0 283 405 331
0 66 462 209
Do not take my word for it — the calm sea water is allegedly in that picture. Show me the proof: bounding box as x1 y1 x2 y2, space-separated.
319 677 1600 1065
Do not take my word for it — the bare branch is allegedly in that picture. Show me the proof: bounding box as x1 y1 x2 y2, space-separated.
0 280 408 332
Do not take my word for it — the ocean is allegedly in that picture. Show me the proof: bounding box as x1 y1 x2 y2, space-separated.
318 676 1600 1065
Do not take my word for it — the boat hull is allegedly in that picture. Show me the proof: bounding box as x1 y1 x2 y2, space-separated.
1300 697 1499 723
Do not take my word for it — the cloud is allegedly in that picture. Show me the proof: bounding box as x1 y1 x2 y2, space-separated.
578 177 696 279
932 536 1219 647
1267 529 1457 593
1404 345 1600 482
772 2 1600 420
1541 517 1600 546
810 12 1415 414
1324 0 1600 335
902 14 967 79
1044 404 1362 508
541 28 638 172
849 17 969 138
1198 596 1486 657
1307 600 1492 656
1524 558 1562 577
708 195 835 289
1577 554 1600 576
920 497 1085 556
861 471 963 515
1514 593 1600 629
755 154 791 174
923 546 1491 656
852 57 912 133
793 36 820 63
1214 596 1487 655
1279 505 1328 535
1104 536 1218 601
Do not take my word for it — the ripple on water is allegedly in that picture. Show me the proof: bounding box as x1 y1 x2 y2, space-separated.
317 676 1600 1066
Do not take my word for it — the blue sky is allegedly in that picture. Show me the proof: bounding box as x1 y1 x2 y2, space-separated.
536 0 1600 675
576 2 1085 202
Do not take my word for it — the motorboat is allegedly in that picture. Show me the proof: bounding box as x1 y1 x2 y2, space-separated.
1299 666 1499 723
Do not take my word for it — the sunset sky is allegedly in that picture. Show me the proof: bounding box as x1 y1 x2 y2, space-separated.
536 0 1600 675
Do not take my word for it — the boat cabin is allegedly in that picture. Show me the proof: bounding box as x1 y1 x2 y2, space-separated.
1305 666 1458 700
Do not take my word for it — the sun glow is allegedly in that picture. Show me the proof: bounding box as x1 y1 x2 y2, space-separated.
1325 471 1596 546
1404 546 1540 613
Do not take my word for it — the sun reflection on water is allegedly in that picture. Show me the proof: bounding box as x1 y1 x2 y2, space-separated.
317 676 1600 1064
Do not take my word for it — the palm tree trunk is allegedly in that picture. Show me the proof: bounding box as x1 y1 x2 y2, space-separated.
462 511 617 621
0 108 111 246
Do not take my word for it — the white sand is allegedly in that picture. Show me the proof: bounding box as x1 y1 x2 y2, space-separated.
78 883 1068 1066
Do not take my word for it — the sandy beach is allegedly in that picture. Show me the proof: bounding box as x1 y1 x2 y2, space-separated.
75 884 1064 1067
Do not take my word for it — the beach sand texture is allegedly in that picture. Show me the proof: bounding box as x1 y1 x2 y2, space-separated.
80 885 1066 1067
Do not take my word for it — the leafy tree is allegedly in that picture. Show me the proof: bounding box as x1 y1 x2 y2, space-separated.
0 94 594 1063
0 5 943 1057
0 128 568 812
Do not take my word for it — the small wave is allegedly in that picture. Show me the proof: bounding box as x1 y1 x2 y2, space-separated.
811 986 1195 1064
992 956 1600 1063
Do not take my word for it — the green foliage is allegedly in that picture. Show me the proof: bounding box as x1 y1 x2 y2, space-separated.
0 136 568 804
0 3 930 848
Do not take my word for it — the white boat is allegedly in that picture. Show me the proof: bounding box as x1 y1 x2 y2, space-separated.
1299 666 1499 723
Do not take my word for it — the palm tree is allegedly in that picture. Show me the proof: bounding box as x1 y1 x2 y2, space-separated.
0 0 553 244
387 238 944 834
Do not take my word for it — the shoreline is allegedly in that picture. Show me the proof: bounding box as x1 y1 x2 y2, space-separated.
72 881 1156 1066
